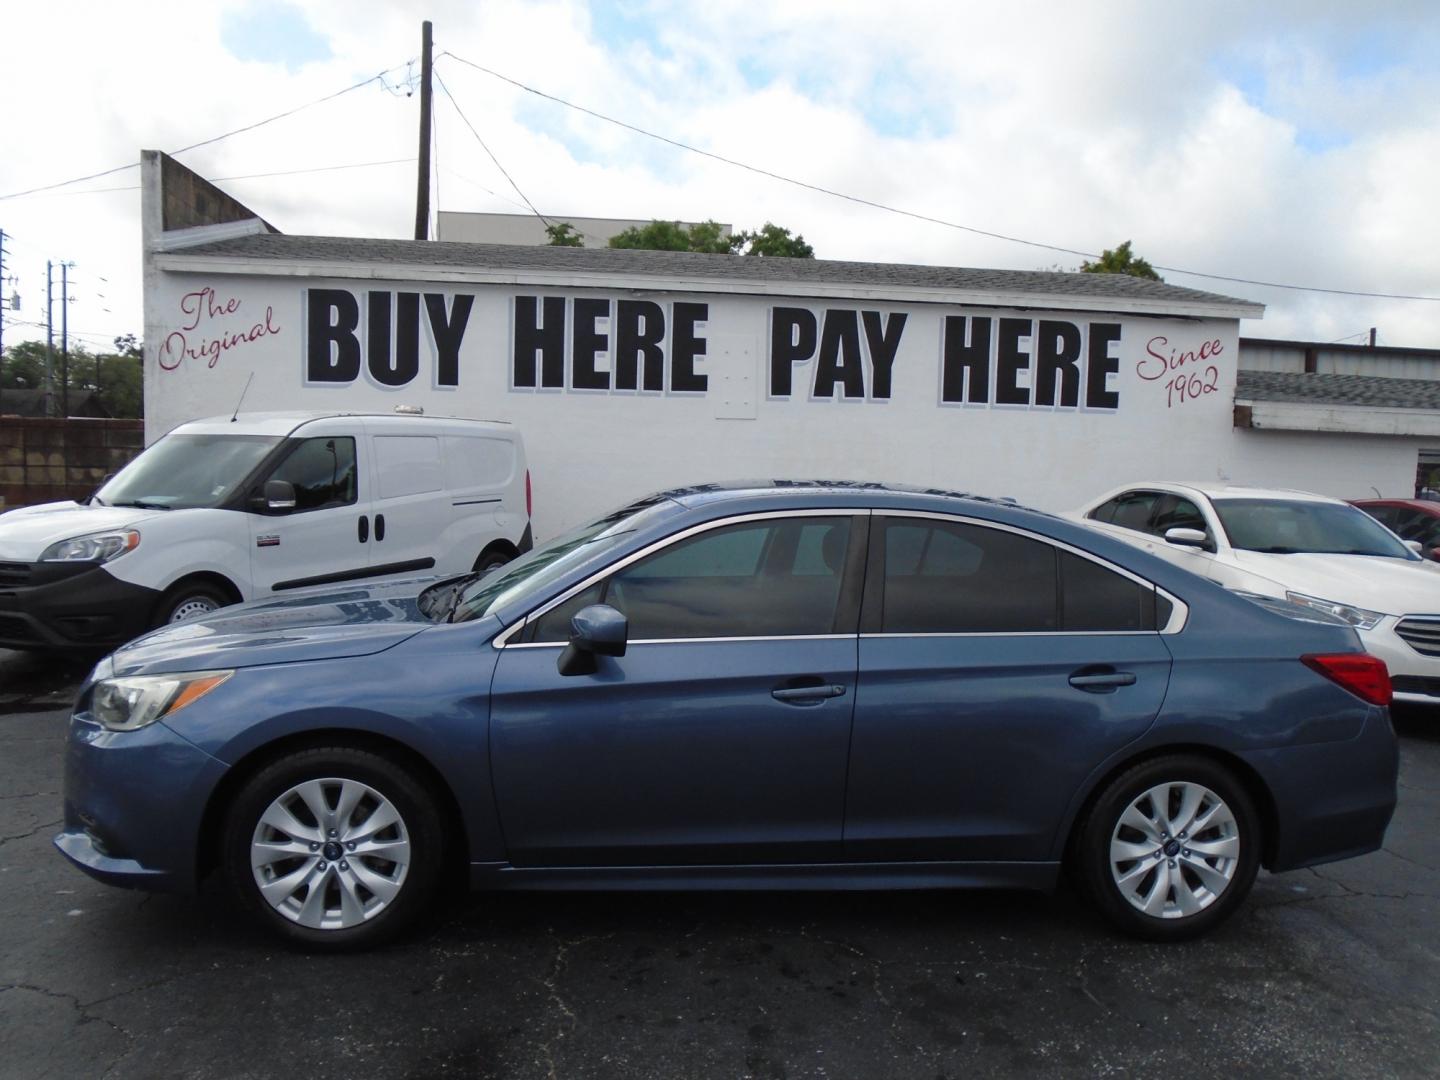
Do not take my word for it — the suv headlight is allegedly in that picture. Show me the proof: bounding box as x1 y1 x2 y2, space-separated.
39 529 140 563
90 670 233 732
1284 592 1386 631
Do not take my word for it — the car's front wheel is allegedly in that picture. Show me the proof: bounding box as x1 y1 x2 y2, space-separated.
222 747 445 950
1075 754 1260 941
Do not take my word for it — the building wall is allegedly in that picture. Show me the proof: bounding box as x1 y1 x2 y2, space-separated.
436 212 732 248
0 418 145 509
145 270 1256 536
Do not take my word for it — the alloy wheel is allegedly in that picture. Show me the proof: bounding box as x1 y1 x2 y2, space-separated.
1108 781 1239 919
249 777 412 931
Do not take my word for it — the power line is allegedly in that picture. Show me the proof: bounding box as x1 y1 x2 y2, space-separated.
434 68 550 227
437 51 1440 304
11 158 415 199
0 64 413 203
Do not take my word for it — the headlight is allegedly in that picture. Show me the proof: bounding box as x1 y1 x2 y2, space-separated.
1284 592 1386 631
90 670 233 732
39 529 140 563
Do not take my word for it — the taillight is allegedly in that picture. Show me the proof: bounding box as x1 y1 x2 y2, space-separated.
524 469 532 519
1301 653 1392 706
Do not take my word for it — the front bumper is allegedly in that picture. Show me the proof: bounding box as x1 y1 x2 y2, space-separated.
0 561 159 651
1359 618 1440 705
53 710 227 893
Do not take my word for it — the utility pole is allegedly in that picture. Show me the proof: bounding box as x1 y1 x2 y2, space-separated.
0 229 8 417
1369 327 1377 348
45 260 54 417
0 229 8 362
61 262 70 417
414 19 434 241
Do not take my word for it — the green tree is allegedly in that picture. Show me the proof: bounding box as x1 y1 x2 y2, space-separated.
609 218 815 258
544 222 584 247
733 222 814 258
1079 240 1162 281
0 336 144 417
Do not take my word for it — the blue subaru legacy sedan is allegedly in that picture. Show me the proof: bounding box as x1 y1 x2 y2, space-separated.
56 483 1399 950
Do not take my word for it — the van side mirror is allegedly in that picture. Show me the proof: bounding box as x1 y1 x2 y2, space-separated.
262 479 297 512
1164 527 1211 550
557 604 628 676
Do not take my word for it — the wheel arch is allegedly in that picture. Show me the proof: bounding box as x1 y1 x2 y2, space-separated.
158 570 244 606
1062 743 1280 870
195 728 471 884
472 539 519 572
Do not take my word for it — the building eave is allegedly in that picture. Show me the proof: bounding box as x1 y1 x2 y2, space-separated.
151 253 1264 320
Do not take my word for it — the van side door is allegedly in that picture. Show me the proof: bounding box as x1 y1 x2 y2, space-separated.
247 432 375 595
365 422 450 578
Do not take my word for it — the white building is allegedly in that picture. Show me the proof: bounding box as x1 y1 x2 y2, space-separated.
140 152 1440 539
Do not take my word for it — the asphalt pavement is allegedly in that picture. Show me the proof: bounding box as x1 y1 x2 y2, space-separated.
2 646 1437 1079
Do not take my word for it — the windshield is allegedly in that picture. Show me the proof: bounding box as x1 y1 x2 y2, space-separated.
1212 498 1418 559
445 494 678 624
96 434 281 510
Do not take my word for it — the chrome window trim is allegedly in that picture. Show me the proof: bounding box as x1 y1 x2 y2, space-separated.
871 509 1189 635
492 505 1190 648
504 633 857 651
493 508 870 649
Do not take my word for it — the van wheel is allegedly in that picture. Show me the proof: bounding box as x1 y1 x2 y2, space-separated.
155 582 231 627
472 549 512 577
222 746 444 951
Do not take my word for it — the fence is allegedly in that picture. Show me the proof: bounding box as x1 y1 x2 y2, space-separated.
0 418 145 509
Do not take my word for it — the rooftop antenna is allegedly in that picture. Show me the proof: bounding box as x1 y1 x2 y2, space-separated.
230 372 255 422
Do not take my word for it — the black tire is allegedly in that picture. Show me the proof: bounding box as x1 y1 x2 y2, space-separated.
154 580 231 628
221 746 445 951
472 548 513 577
1074 754 1260 941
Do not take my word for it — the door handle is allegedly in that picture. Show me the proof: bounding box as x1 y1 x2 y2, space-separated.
771 684 847 703
375 513 386 542
357 515 369 543
1069 669 1137 692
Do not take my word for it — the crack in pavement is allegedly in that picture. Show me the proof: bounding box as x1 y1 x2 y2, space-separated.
0 818 61 848
0 790 59 800
1381 846 1438 873
1 982 135 1045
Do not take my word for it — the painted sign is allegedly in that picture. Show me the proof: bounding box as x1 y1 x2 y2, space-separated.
146 274 1244 536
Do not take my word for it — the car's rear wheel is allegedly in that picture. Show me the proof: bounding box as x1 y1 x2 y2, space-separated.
222 747 445 951
1075 754 1260 941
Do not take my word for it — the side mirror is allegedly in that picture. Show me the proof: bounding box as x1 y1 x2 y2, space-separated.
1163 527 1211 550
1429 547 1440 563
1404 540 1423 556
262 479 296 512
557 604 628 677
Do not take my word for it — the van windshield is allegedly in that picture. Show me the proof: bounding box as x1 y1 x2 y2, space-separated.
443 494 680 624
96 434 281 510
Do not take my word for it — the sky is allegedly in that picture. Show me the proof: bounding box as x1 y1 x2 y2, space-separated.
1 0 1438 355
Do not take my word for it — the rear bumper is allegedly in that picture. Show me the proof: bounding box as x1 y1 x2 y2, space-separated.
0 562 158 651
1243 706 1399 872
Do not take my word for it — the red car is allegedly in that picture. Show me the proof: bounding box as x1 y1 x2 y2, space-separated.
1351 499 1440 561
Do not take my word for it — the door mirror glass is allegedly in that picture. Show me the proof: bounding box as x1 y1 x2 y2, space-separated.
558 604 628 676
264 479 297 512
1405 539 1423 556
1164 527 1210 549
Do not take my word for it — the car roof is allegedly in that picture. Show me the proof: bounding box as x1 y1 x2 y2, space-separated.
171 411 513 438
1353 498 1440 512
1099 481 1345 505
656 479 1028 512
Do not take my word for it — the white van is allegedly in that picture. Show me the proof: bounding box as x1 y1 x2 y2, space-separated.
0 411 531 651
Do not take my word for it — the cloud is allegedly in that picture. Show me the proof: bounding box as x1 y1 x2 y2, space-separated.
1 0 1437 353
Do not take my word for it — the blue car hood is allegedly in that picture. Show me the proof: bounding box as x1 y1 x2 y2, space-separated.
110 577 444 676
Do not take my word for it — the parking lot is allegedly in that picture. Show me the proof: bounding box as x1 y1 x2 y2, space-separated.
2 646 1437 1080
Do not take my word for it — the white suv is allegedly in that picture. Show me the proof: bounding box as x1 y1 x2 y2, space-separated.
0 411 531 651
1073 481 1440 705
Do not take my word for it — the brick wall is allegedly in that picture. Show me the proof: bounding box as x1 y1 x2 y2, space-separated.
0 418 145 509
